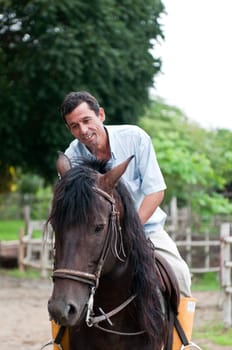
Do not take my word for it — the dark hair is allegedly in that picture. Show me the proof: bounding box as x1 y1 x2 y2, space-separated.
60 91 100 123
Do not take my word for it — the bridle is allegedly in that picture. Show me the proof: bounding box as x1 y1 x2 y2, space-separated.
51 186 143 335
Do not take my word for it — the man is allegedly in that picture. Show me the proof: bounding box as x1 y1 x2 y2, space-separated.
61 90 191 297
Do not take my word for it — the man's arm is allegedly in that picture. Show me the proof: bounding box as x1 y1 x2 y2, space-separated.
138 190 165 225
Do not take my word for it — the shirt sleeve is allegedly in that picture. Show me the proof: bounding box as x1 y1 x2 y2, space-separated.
64 140 82 167
137 129 166 195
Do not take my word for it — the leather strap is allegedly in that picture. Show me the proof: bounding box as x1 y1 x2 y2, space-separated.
54 326 66 345
174 317 189 346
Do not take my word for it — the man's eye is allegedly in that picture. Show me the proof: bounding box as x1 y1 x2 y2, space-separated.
95 224 105 233
71 124 78 129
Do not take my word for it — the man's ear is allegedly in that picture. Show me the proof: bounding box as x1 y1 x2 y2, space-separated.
65 123 70 130
99 107 105 122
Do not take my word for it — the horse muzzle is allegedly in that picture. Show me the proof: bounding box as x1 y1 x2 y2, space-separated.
48 297 87 327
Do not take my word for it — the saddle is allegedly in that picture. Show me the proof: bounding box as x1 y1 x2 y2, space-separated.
148 241 191 350
154 251 180 315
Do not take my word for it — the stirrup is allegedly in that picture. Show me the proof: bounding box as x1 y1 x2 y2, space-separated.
40 340 64 350
181 342 202 350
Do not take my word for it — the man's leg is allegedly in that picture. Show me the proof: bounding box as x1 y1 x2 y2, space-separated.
148 229 192 297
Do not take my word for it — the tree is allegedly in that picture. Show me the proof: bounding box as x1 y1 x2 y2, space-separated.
140 97 232 220
206 128 232 199
0 0 165 185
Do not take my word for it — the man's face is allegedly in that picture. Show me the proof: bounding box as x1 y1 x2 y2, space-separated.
65 102 106 149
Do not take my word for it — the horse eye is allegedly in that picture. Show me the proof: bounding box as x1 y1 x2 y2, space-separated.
95 224 105 233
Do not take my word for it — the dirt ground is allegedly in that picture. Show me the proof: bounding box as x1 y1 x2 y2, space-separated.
0 274 231 350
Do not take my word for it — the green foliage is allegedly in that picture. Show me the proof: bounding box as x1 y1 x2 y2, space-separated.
0 0 165 183
18 173 43 194
0 193 22 219
0 184 52 220
30 186 52 219
139 97 232 219
0 163 17 193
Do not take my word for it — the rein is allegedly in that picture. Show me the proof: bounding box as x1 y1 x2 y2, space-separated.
52 186 143 336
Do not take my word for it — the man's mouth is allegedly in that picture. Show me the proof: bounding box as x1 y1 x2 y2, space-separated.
82 134 92 141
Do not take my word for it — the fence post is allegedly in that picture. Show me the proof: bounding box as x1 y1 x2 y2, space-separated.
18 228 25 273
170 197 178 240
23 203 30 235
205 231 210 270
41 242 49 278
220 223 232 327
186 228 192 268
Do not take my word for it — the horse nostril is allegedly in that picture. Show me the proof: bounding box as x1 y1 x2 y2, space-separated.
67 303 77 316
61 302 78 320
48 300 78 325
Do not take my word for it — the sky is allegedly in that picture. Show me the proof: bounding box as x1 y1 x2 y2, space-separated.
153 0 232 130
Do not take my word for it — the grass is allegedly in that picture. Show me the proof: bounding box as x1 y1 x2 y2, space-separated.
192 272 220 291
193 321 232 346
0 220 24 240
191 272 232 347
0 267 42 279
0 220 43 240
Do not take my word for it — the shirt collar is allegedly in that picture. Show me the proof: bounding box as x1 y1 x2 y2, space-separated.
104 125 116 160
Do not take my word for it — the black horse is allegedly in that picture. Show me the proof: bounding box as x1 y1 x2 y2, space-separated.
47 153 179 350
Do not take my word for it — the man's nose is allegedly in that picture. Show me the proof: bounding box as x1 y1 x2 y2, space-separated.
79 123 88 134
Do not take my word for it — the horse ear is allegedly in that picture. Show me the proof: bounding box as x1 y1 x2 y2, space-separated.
100 155 134 192
56 151 72 177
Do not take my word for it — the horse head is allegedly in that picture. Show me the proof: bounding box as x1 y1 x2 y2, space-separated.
47 153 167 350
48 153 134 328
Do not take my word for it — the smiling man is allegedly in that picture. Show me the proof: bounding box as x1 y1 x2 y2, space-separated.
64 100 110 160
60 91 191 298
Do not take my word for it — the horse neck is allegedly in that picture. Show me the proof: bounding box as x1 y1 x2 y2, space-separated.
95 256 132 305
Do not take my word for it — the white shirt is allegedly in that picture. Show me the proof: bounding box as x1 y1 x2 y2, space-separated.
65 124 167 234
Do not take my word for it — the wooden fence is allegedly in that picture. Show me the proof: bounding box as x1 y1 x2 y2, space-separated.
14 217 232 327
220 222 232 327
16 205 52 277
18 221 221 277
15 201 232 327
16 203 222 277
174 229 220 274
18 220 53 278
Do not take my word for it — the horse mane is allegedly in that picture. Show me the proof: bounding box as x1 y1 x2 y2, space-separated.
48 157 166 347
116 177 166 346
